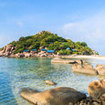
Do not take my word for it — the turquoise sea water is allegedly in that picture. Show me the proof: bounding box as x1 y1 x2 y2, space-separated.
0 57 105 105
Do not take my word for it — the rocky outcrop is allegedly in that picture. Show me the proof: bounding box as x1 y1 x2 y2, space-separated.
75 79 105 105
0 44 15 57
75 95 105 105
96 64 105 76
0 50 4 56
20 87 86 105
72 61 98 75
45 80 56 85
3 44 15 53
88 79 105 98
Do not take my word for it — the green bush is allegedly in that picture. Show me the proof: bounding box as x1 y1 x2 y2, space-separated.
58 50 72 55
3 31 95 55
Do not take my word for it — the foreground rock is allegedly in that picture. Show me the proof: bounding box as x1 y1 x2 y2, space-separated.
96 64 105 76
20 87 86 105
72 61 98 75
88 79 105 98
75 96 105 105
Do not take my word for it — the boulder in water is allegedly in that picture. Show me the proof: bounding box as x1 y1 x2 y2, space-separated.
45 80 56 85
20 87 86 105
72 62 98 75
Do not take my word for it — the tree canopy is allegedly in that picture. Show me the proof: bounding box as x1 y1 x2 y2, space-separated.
9 31 94 55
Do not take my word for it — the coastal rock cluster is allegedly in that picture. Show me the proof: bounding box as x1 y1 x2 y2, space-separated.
0 44 15 57
88 79 105 98
0 44 55 58
72 60 105 76
51 58 105 76
20 79 105 105
72 61 98 75
75 95 105 105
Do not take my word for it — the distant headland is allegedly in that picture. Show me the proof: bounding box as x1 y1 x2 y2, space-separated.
0 31 98 58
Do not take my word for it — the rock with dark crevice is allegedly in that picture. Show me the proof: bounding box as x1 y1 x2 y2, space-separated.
20 87 86 105
88 79 105 99
72 62 97 75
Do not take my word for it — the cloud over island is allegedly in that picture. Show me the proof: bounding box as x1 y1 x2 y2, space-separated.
61 11 105 55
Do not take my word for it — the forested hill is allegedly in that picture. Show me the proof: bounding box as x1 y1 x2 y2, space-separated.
6 31 96 55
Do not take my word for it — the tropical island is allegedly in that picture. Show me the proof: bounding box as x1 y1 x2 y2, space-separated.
0 31 98 58
1 31 105 105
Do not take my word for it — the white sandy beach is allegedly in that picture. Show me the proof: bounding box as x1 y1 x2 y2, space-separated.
60 55 105 60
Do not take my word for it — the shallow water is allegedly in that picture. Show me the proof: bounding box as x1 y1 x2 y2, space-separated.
0 57 105 105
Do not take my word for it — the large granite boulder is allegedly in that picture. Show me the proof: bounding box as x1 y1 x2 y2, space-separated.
88 79 105 98
0 50 4 56
3 44 15 53
0 44 15 56
96 64 105 76
72 62 98 75
20 87 86 105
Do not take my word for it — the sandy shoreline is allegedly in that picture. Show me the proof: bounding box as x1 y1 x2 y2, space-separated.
1 53 105 60
59 55 105 60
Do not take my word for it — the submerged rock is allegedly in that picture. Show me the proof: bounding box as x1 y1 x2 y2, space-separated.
45 80 56 85
20 87 86 105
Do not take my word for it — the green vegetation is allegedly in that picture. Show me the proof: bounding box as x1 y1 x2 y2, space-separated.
9 31 94 55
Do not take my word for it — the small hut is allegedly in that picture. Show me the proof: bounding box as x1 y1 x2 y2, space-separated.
23 50 29 53
66 48 70 50
47 50 55 55
30 49 37 54
41 49 47 51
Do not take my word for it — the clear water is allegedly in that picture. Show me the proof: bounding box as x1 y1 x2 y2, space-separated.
0 57 105 105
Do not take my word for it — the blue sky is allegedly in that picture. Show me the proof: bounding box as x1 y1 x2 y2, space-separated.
0 0 105 55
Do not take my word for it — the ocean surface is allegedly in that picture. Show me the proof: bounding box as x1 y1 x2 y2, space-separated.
0 57 105 105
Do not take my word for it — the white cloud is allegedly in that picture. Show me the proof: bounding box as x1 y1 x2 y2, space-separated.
61 11 105 55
